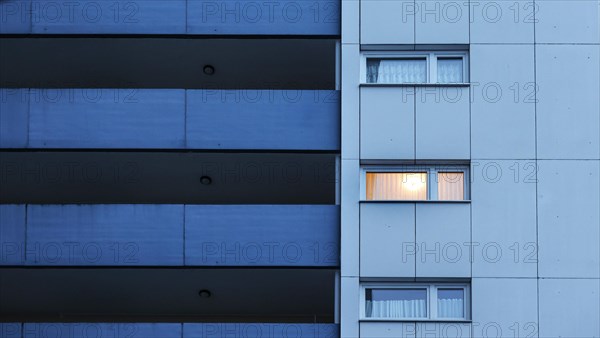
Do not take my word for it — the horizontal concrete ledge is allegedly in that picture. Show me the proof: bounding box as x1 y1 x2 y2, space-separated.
0 0 340 35
1 323 340 337
0 204 340 267
0 89 340 150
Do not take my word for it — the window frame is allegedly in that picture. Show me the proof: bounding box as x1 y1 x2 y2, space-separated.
360 282 471 321
361 51 469 84
360 165 470 202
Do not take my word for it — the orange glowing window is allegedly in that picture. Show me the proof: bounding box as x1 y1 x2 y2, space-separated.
366 172 428 201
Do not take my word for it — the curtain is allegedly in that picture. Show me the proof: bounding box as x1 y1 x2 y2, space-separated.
438 172 464 200
366 173 427 200
437 297 464 318
367 59 427 84
437 58 463 83
366 299 427 318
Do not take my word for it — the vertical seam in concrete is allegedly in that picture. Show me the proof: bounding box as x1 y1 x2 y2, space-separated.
358 0 362 45
468 0 471 45
28 0 32 33
413 86 416 160
185 0 188 34
533 1 540 335
414 203 417 278
182 205 186 266
184 90 188 149
413 0 416 44
358 86 362 279
468 0 473 299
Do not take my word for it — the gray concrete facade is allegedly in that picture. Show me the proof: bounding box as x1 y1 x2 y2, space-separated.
341 0 600 337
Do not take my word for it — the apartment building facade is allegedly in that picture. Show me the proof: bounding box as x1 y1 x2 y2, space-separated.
1 0 600 337
340 0 600 337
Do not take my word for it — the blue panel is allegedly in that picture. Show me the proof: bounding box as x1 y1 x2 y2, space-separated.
186 90 340 150
184 323 340 338
187 0 340 35
0 323 21 338
28 89 185 148
0 89 29 148
0 205 26 265
0 0 31 33
185 205 339 266
30 0 185 34
26 205 184 266
23 323 181 338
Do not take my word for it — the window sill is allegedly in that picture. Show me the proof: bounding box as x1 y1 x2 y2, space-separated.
360 83 471 87
360 319 472 323
360 200 471 204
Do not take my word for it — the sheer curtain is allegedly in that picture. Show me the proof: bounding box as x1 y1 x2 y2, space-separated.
438 172 464 200
366 299 427 318
437 58 463 83
366 173 427 200
367 59 427 83
437 297 464 318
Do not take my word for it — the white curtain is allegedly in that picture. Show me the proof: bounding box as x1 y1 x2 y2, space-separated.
437 58 463 83
366 299 427 318
437 172 464 200
366 173 427 200
373 59 427 84
437 297 464 318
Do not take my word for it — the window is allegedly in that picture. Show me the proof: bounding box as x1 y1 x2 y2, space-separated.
362 52 468 84
362 165 469 201
361 283 470 321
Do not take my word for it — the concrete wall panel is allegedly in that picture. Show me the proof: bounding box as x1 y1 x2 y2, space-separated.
539 279 600 337
536 45 600 159
416 86 470 159
471 45 536 159
361 87 415 160
416 203 470 277
360 203 415 277
538 160 600 278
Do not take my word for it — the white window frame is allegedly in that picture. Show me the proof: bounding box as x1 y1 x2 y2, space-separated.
360 165 470 201
360 283 471 321
361 51 469 84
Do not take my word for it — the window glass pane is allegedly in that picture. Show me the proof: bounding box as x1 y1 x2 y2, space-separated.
438 172 464 200
367 58 427 84
437 58 463 83
366 172 427 200
366 288 428 318
437 288 465 318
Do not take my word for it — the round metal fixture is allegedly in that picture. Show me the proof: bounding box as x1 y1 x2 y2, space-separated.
203 65 215 75
198 289 212 298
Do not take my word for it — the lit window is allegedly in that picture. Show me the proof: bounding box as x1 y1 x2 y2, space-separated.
366 172 427 201
438 172 465 201
362 166 469 201
362 283 470 321
362 52 468 84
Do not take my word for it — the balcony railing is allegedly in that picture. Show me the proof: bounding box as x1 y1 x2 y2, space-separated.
0 89 340 151
0 0 340 35
0 323 340 338
0 204 340 266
